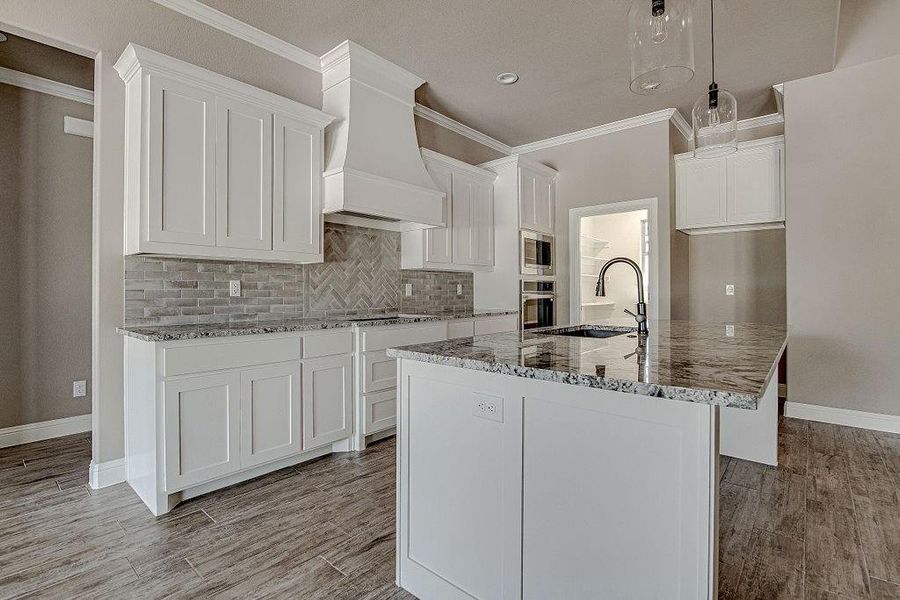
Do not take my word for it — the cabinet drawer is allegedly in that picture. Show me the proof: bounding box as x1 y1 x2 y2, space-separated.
359 323 447 352
162 336 302 377
302 329 353 358
362 350 397 393
363 389 397 435
474 315 518 335
447 319 475 339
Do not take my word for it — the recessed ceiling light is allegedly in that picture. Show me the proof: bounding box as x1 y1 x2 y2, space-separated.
496 72 519 85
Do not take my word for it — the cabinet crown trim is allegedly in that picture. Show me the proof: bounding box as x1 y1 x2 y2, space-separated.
420 148 498 182
114 43 335 128
674 135 784 162
478 154 558 178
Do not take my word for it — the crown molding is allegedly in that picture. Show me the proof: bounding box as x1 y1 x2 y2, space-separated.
773 83 785 114
669 110 693 141
737 112 784 131
511 108 681 154
414 104 512 155
0 66 93 104
420 147 498 181
149 0 321 72
478 154 559 178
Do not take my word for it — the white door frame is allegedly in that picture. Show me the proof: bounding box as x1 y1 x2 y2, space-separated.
568 198 660 325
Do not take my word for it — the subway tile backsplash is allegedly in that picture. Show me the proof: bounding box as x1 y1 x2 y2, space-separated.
123 223 473 326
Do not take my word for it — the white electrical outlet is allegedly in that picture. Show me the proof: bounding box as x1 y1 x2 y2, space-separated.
725 324 735 337
725 284 735 296
472 393 503 423
229 280 241 297
73 380 87 398
404 283 412 297
456 283 463 295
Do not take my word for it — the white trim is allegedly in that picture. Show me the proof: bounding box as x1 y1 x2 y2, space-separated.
773 83 785 115
674 134 784 161
479 154 558 178
114 44 334 127
149 0 321 72
0 66 93 104
670 110 693 141
568 198 660 325
785 402 900 435
681 223 785 236
420 148 497 181
88 458 126 489
737 113 784 131
64 115 94 138
512 109 679 154
0 414 91 449
414 104 512 155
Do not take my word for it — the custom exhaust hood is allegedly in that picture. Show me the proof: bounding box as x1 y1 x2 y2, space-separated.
320 41 445 231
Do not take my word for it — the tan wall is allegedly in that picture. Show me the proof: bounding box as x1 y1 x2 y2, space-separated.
415 116 505 165
785 53 900 416
0 31 94 88
687 230 786 325
0 84 94 427
524 121 674 325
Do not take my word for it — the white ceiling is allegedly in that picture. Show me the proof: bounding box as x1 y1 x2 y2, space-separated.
198 0 842 146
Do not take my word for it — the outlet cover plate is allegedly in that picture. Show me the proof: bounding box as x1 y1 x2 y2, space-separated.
472 392 503 423
229 280 241 297
73 380 87 398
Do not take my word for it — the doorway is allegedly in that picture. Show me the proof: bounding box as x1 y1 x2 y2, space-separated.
569 199 659 325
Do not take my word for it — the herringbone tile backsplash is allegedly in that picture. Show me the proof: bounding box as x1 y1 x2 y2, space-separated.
124 223 473 326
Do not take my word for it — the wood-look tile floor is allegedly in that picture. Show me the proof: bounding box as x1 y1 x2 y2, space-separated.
2 418 899 599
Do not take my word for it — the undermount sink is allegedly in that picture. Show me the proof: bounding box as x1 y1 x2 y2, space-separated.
540 326 634 339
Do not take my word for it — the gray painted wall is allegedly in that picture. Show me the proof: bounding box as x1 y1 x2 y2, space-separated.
0 84 93 428
786 53 900 417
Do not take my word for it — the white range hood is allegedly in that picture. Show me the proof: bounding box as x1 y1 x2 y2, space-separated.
320 41 445 231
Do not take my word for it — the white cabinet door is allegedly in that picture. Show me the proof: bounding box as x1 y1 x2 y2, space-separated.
215 98 273 250
475 315 519 335
273 114 321 255
363 388 397 435
240 362 302 468
302 354 352 449
452 173 477 266
519 168 537 232
147 73 216 247
446 319 475 339
164 372 241 491
473 181 494 266
362 350 397 394
425 162 453 265
533 175 554 234
726 145 783 225
677 158 728 229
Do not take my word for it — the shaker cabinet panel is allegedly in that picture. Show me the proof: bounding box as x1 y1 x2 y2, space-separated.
164 372 241 491
451 174 477 266
424 163 453 265
677 159 727 229
727 146 783 225
216 99 273 250
519 168 554 235
302 354 352 450
273 114 321 255
147 73 217 247
240 362 302 468
473 182 495 266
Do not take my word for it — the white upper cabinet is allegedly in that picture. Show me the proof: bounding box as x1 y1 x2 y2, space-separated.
519 166 556 235
401 149 496 271
147 73 217 247
676 136 784 234
116 44 334 263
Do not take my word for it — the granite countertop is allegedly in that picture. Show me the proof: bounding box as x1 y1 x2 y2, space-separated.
386 320 788 410
116 309 518 342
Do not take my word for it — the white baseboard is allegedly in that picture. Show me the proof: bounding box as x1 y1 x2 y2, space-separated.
0 414 91 449
784 402 900 434
89 458 126 489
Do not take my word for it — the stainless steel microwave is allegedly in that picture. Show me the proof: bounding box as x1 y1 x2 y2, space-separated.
520 230 554 276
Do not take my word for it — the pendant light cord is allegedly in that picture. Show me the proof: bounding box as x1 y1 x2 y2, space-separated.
710 0 716 83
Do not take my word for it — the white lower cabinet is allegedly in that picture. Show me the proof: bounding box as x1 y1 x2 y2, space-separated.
164 372 241 492
240 362 302 468
302 354 352 449
125 330 353 515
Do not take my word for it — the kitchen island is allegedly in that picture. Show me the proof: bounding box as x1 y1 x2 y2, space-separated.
388 320 787 600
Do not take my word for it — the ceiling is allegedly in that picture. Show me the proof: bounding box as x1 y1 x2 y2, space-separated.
198 0 841 146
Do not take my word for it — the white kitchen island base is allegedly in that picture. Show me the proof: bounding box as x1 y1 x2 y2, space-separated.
396 359 719 600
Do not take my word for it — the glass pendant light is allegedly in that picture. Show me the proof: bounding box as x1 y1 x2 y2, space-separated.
628 0 694 95
692 0 737 157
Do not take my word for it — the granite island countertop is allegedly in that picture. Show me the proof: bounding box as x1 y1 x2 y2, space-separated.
117 309 518 342
386 320 788 410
